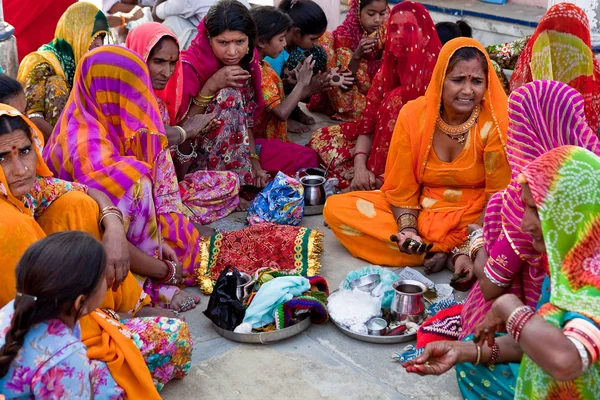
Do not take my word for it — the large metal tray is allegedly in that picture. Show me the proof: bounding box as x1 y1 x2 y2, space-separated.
330 317 417 344
212 316 312 344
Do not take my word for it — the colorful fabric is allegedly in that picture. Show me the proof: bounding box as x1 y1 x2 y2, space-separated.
255 61 289 141
509 3 600 132
515 146 600 399
247 171 304 226
196 223 323 294
255 138 318 178
275 296 329 329
177 18 264 123
460 80 600 338
0 301 100 398
416 304 463 348
486 36 530 94
126 22 183 126
21 63 71 128
323 37 510 267
17 2 109 88
309 2 441 188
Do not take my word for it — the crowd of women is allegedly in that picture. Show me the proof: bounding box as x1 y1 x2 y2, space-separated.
0 0 599 397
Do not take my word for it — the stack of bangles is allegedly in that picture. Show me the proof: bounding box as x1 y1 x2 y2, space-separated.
563 318 600 372
98 206 124 232
474 342 500 366
451 239 470 264
506 305 535 342
174 126 187 144
396 212 417 233
175 141 198 164
468 228 484 260
192 93 215 108
156 260 179 285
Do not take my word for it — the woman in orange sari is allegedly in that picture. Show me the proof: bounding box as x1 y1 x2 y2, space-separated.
323 38 510 273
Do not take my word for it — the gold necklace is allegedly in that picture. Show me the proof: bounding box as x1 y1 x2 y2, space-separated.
436 105 481 145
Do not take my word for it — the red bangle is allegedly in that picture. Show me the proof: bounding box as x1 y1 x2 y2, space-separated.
507 306 535 342
353 151 369 159
486 343 500 365
157 260 176 284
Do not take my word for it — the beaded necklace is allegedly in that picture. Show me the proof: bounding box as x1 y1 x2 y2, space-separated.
436 104 481 145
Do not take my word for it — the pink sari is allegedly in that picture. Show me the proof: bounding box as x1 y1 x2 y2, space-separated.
126 22 240 224
460 80 600 337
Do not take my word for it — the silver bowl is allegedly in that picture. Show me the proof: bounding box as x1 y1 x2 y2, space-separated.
348 274 381 293
366 317 388 336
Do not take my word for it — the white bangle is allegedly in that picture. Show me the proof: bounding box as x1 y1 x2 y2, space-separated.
483 265 510 288
567 336 591 372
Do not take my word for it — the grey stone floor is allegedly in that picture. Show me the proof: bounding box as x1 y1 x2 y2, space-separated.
161 107 464 399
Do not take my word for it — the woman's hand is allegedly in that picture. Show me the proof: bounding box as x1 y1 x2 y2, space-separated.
403 341 462 376
351 166 377 191
474 294 523 347
161 243 187 285
353 37 377 60
101 218 130 291
252 162 269 188
452 255 476 292
205 66 251 94
328 67 354 90
181 113 220 140
395 229 424 255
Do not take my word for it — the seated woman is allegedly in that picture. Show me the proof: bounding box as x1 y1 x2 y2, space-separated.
323 37 511 272
309 0 388 122
458 81 600 338
126 22 240 225
176 0 318 210
16 2 109 140
404 145 600 400
0 110 192 395
510 2 600 132
310 2 441 191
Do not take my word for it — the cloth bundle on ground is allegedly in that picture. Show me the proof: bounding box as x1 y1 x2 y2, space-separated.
341 266 399 309
203 266 247 331
247 172 304 226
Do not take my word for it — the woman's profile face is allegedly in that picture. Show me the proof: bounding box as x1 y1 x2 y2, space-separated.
0 129 36 198
210 30 249 66
148 38 179 90
520 182 546 254
441 57 486 116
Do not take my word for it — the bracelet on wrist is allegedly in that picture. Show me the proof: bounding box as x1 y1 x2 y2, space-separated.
486 343 500 366
396 212 417 232
506 305 535 342
98 206 124 232
174 125 187 144
175 142 197 164
451 239 471 264
353 151 369 160
156 260 177 284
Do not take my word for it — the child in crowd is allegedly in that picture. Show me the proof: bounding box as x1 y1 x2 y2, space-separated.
0 232 111 397
252 6 320 140
0 74 26 113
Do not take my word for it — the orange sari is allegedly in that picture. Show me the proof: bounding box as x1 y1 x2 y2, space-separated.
323 38 510 267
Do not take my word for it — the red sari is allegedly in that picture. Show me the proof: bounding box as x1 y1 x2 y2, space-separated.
308 2 441 189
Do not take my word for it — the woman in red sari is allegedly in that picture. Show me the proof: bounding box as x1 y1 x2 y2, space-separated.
309 1 441 191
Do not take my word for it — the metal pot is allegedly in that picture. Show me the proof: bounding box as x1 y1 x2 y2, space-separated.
390 280 427 323
235 272 252 302
300 175 326 206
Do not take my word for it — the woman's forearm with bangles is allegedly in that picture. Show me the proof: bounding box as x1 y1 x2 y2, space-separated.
127 243 169 280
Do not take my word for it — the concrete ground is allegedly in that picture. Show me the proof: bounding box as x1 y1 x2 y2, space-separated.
161 107 465 399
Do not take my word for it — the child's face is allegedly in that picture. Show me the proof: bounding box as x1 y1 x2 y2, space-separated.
293 28 325 50
261 31 288 59
360 0 387 35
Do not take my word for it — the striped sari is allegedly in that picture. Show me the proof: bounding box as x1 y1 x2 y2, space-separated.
42 45 202 305
460 80 600 338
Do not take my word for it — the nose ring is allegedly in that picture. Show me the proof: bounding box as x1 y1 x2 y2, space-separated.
25 167 28 171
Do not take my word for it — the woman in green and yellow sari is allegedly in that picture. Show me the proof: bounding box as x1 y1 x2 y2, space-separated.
16 2 109 140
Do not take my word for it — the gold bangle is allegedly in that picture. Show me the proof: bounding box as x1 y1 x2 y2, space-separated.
250 153 260 161
474 343 482 366
99 205 121 216
197 94 215 100
99 211 123 232
192 97 211 108
396 212 417 232
174 126 187 144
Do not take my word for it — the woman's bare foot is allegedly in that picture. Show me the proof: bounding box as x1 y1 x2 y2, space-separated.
235 198 251 212
192 222 216 237
171 290 201 312
287 119 311 133
291 106 315 125
424 253 448 275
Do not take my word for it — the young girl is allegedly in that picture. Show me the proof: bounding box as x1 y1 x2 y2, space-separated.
0 231 111 397
266 0 351 132
252 6 318 141
309 0 388 122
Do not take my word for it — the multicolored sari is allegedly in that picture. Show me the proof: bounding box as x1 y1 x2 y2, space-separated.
309 2 441 189
323 37 510 267
42 45 202 303
509 3 600 132
17 2 109 127
460 80 600 338
515 146 600 399
126 22 240 224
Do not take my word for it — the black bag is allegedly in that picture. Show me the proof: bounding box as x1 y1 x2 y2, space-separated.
203 266 247 331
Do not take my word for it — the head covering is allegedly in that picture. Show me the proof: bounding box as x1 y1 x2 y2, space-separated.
178 19 264 123
0 105 50 307
17 2 109 88
380 2 441 98
332 0 387 79
516 146 600 398
126 22 183 125
497 80 600 274
509 3 600 132
42 45 169 205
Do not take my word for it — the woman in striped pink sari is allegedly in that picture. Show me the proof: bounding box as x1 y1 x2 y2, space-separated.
459 79 600 338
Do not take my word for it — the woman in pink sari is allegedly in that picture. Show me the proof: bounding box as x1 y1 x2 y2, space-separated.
126 22 240 225
176 0 317 209
459 80 600 338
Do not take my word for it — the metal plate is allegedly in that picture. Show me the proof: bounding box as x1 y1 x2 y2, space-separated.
212 317 312 344
330 317 417 344
304 203 324 216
